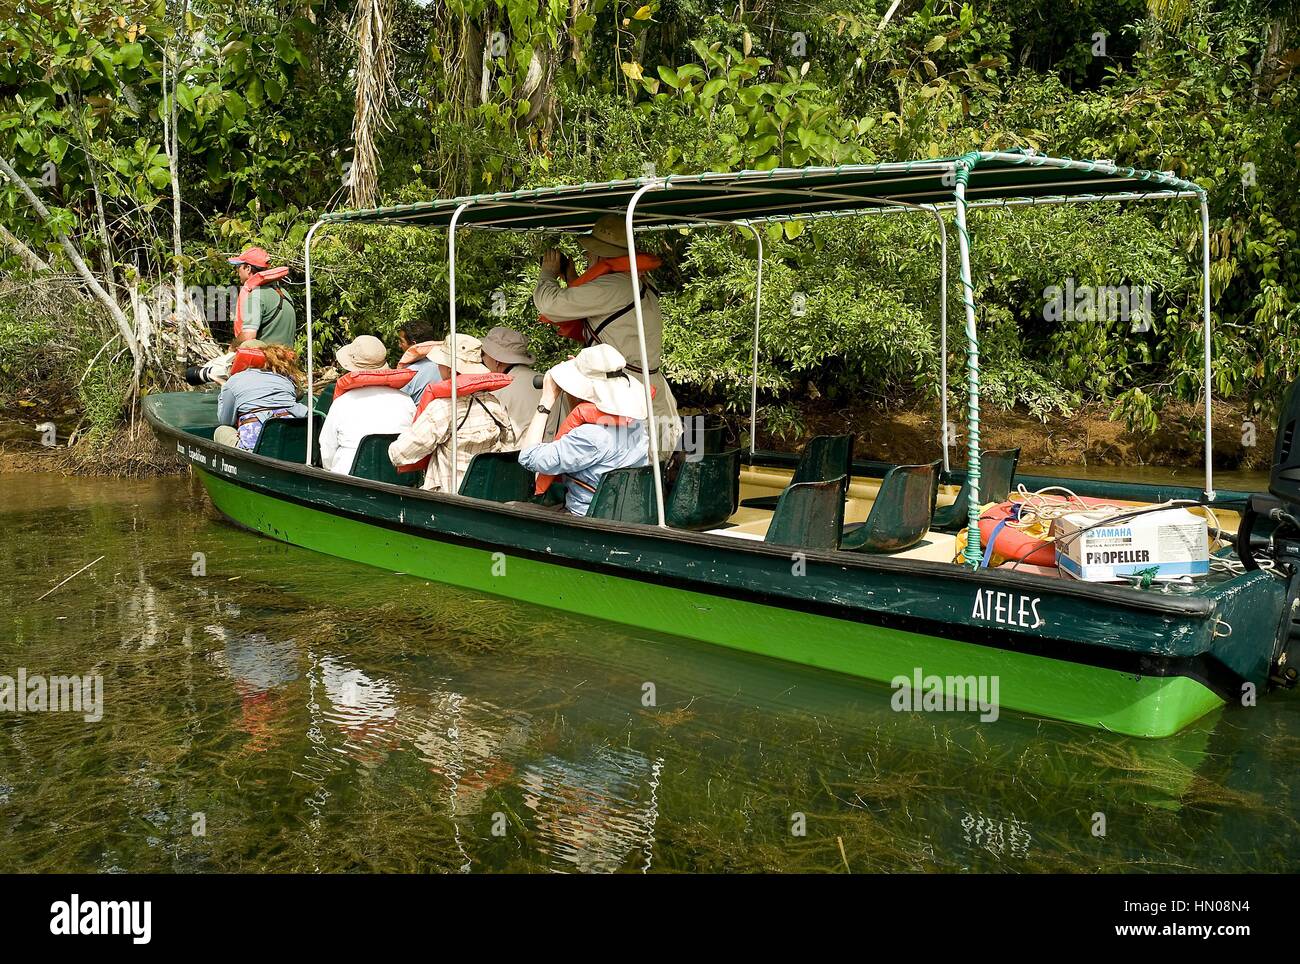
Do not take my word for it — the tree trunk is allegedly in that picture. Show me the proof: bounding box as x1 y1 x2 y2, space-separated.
0 154 141 379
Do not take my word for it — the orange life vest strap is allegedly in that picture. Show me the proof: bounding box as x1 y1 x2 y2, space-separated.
394 372 515 474
333 367 417 399
532 401 634 495
233 265 290 339
538 253 662 344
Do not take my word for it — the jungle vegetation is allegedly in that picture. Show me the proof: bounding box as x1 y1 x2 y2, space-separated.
0 0 1297 453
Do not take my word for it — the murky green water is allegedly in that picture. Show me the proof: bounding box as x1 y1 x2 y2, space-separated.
1 471 1296 873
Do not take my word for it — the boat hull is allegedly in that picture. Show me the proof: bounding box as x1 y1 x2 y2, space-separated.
146 391 1285 740
198 468 1228 738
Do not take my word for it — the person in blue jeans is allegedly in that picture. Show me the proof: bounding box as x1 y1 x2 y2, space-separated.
516 344 650 516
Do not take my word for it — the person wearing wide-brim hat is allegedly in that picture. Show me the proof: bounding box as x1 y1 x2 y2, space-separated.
532 214 681 456
318 335 415 475
480 326 544 440
516 344 651 517
388 334 516 494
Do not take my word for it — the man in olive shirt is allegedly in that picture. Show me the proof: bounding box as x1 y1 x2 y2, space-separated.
228 246 297 347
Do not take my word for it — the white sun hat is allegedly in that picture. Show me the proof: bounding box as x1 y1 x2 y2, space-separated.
550 344 648 420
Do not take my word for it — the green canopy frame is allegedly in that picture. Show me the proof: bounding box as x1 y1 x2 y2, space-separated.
302 150 1212 565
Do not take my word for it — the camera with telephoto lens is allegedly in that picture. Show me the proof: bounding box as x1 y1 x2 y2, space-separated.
184 362 221 386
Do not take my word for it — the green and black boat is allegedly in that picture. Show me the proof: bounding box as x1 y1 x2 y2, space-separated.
145 154 1300 738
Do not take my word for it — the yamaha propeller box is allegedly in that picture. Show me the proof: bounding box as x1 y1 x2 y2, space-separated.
1054 507 1210 582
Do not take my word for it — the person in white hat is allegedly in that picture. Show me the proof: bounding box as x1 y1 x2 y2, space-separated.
479 325 542 441
533 214 681 455
516 344 650 516
388 334 516 493
318 334 415 475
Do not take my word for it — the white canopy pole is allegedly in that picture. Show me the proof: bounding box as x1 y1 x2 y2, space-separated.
447 200 473 483
1199 194 1215 502
746 223 763 458
925 205 950 473
303 219 327 467
624 181 668 526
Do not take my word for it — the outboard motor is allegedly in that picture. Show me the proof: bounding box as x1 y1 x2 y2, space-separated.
1238 377 1300 685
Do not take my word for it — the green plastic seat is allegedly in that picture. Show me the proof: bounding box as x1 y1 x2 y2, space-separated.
841 461 941 554
667 449 741 530
741 433 855 510
348 433 420 487
764 475 847 550
932 448 1021 532
681 413 731 457
253 416 323 466
314 381 338 415
588 466 658 524
460 451 535 502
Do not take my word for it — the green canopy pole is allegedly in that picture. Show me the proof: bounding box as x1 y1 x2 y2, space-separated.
952 154 983 565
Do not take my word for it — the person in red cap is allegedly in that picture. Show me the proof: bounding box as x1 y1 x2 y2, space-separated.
228 246 296 347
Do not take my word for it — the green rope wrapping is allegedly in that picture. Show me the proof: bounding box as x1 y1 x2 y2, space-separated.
952 153 983 566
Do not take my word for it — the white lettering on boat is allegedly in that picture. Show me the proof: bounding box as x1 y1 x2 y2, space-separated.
971 589 1043 629
186 446 208 466
216 455 237 476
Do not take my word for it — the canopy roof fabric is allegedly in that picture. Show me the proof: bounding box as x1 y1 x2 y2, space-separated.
320 151 1203 233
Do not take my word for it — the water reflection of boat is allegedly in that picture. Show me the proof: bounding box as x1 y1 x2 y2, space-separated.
520 747 663 874
208 626 301 752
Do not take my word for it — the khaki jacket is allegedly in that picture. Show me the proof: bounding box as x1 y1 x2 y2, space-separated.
388 392 516 493
533 269 681 452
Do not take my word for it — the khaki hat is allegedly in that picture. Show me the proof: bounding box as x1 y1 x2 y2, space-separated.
480 326 535 367
427 335 490 375
577 214 633 259
335 334 389 372
550 344 648 420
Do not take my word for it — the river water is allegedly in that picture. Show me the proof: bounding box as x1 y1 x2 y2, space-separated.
0 469 1296 873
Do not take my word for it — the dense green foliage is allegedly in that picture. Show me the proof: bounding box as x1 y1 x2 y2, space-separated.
1 0 1298 441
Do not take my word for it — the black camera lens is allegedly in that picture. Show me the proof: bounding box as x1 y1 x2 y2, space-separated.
184 365 209 386
532 374 545 389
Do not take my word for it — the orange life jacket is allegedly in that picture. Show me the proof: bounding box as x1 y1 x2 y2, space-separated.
233 266 290 339
333 367 417 399
533 402 634 495
539 253 662 343
396 372 514 474
228 345 268 377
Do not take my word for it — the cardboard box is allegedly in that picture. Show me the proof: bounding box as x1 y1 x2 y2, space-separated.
1053 507 1209 582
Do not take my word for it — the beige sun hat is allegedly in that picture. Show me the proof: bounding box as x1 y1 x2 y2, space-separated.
427 334 490 375
480 326 535 366
550 344 648 420
335 334 389 372
576 213 634 259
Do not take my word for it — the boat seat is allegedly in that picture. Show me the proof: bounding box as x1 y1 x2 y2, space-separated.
764 475 847 550
740 433 855 510
588 466 658 524
841 461 941 554
932 448 1021 532
348 433 420 487
681 412 732 457
460 451 534 502
254 416 323 466
314 381 338 415
667 449 741 530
